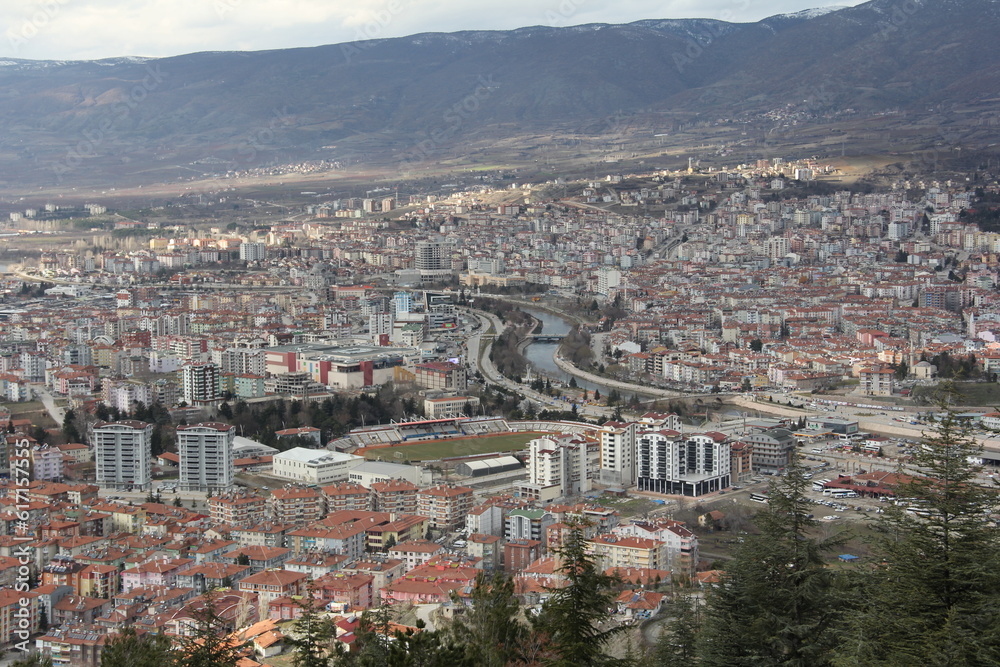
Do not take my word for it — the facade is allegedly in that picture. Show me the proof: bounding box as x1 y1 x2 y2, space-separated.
92 420 153 491
181 362 220 406
412 362 467 391
208 491 267 527
416 485 474 531
423 396 480 419
271 447 365 485
177 422 235 492
598 421 639 486
517 433 598 501
744 427 797 473
859 366 895 396
267 486 326 525
635 431 731 496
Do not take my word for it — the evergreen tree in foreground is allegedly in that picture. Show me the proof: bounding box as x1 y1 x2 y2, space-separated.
534 522 626 666
175 591 248 667
287 582 336 667
101 627 175 667
448 570 525 667
833 405 1000 665
698 458 845 666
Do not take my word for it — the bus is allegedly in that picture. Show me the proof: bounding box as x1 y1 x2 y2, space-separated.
749 493 769 503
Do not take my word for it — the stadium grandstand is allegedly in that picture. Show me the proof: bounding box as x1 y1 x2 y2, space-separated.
328 416 510 451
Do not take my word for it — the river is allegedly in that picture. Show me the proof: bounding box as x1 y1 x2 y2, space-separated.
521 307 606 393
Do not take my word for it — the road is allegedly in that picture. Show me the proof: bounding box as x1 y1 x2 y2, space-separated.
33 385 65 426
465 308 612 420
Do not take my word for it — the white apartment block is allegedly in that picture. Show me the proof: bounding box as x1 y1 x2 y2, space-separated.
598 421 639 487
517 433 598 502
636 431 731 497
181 362 220 405
93 420 154 491
177 422 235 492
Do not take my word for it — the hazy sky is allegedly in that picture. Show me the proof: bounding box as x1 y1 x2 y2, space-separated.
0 1 863 61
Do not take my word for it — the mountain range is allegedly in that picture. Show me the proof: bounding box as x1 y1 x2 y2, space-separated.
1 0 999 190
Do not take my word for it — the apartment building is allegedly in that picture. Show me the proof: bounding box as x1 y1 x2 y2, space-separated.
176 422 235 492
92 420 153 491
416 485 474 531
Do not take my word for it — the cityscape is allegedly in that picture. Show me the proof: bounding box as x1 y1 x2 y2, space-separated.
0 0 999 665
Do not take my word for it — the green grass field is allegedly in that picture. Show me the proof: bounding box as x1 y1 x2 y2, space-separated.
361 432 539 462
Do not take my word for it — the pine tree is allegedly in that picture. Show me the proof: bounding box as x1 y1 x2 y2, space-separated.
534 523 624 666
286 582 335 667
101 627 175 667
175 591 247 667
698 458 844 666
449 571 524 667
652 594 703 667
833 405 1000 665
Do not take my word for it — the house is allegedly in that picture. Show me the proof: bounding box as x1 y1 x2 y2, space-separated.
238 569 308 606
615 589 665 619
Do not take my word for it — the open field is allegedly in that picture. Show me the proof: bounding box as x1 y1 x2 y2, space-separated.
360 432 539 462
912 381 1000 406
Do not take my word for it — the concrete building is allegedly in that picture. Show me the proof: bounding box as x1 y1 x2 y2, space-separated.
92 420 153 491
177 422 235 492
517 433 598 501
598 420 640 486
271 448 365 486
181 362 220 406
743 427 796 473
635 431 731 497
416 485 474 532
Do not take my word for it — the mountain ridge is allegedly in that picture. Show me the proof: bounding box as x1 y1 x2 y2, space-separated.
0 0 997 189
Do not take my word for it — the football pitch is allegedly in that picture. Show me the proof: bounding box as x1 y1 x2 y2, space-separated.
360 432 540 461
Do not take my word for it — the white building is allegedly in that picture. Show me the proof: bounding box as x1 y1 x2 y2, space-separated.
596 268 621 296
347 461 433 487
177 422 235 492
636 431 731 497
239 242 267 262
181 362 220 406
517 433 598 502
93 420 153 491
271 447 365 485
598 421 640 486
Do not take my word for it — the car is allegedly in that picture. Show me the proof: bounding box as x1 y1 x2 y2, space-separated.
822 515 840 521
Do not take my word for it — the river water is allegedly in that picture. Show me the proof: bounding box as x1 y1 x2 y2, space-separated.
521 307 605 393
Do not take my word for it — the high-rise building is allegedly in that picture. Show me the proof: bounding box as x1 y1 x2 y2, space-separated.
598 420 640 486
177 422 235 492
636 431 731 496
414 240 447 271
181 362 220 406
516 434 598 502
393 291 414 315
239 242 267 262
93 420 153 491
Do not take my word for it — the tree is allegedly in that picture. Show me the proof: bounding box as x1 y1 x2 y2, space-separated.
449 571 524 667
653 594 703 667
286 582 335 667
175 591 247 667
698 458 844 666
61 409 81 443
11 657 54 667
101 627 175 667
894 359 909 380
833 403 1000 665
749 338 764 352
533 523 624 666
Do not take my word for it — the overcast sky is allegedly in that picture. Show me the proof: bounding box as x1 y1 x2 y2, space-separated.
0 1 863 61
